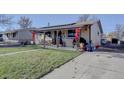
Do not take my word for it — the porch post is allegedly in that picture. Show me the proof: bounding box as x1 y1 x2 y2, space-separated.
43 31 46 48
88 25 91 43
56 30 59 48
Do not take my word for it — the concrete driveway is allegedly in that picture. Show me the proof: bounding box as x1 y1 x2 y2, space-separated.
42 51 124 79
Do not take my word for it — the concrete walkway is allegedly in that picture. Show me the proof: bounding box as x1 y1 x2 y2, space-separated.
42 51 124 79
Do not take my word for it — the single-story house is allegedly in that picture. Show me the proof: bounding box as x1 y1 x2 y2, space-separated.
3 29 34 44
31 20 103 47
3 20 103 47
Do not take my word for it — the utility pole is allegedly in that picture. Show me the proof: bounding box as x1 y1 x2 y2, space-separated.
48 22 50 27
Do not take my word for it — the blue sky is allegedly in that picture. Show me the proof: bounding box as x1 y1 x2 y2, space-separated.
1 14 124 34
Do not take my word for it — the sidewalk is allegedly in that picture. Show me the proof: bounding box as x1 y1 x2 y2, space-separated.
42 51 124 79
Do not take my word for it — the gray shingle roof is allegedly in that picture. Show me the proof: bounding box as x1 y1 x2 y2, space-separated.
32 21 95 32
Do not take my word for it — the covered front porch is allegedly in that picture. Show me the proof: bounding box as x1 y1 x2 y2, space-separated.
31 22 93 48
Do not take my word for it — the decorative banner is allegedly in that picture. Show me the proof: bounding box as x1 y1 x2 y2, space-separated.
75 28 81 41
32 32 35 42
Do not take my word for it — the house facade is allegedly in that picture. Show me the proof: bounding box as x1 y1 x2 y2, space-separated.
32 20 103 47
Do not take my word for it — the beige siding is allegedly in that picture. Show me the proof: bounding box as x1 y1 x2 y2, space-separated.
80 27 89 43
91 23 101 46
35 33 42 44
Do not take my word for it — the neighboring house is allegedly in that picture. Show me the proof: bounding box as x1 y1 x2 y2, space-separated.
31 20 103 47
107 31 124 44
3 29 33 44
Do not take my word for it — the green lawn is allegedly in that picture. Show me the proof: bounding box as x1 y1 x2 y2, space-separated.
0 47 80 79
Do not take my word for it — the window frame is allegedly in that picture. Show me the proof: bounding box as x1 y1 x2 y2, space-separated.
67 29 75 38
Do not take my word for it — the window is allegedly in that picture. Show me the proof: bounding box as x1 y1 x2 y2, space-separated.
46 32 51 37
68 30 75 37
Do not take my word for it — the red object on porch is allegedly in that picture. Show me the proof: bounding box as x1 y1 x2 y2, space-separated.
96 45 100 49
75 28 81 41
32 32 35 42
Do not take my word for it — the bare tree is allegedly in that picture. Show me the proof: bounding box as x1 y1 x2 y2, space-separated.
116 24 122 31
18 16 32 29
0 14 13 27
77 14 100 23
77 14 90 22
115 24 124 39
90 15 98 21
